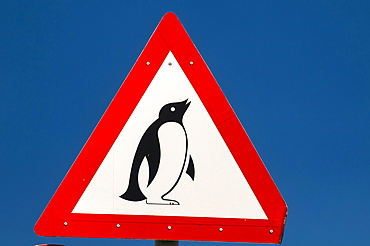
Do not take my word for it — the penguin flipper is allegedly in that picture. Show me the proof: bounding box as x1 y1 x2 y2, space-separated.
186 155 195 181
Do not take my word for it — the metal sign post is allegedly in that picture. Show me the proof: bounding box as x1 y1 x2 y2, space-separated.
155 240 178 246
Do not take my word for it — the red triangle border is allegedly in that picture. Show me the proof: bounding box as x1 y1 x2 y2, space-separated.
35 13 287 244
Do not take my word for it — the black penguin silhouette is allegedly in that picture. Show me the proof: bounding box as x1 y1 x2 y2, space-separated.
120 100 195 204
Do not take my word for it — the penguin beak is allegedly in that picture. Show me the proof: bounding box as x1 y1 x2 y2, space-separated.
184 99 191 111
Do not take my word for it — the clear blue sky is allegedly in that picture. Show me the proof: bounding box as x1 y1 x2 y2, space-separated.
1 1 369 245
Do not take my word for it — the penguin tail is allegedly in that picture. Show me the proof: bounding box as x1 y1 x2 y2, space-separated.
120 185 146 201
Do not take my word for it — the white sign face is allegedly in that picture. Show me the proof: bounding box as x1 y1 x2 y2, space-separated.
72 52 267 220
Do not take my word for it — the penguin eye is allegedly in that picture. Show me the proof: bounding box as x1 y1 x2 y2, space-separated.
170 106 176 112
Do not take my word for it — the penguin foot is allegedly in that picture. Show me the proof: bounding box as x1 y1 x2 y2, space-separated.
146 198 180 205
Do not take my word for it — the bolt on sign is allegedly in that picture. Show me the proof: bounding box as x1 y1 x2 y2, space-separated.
35 12 287 244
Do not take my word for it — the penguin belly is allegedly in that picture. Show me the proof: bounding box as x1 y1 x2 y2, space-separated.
139 122 187 205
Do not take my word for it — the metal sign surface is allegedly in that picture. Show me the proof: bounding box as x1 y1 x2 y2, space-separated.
35 13 287 244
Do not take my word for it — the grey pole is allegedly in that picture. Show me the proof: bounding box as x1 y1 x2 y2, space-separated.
155 240 179 246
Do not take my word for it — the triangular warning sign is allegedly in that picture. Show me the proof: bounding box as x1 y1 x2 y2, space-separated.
35 13 287 244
